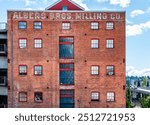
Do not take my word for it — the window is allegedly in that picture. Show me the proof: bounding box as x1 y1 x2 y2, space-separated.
0 44 6 53
19 65 27 75
91 22 99 29
91 39 99 48
60 90 74 108
0 76 6 86
60 63 74 85
34 66 42 75
19 39 27 49
106 22 114 30
107 66 114 76
106 39 114 48
59 37 74 59
62 6 68 11
19 92 27 102
34 92 43 103
91 66 99 75
19 21 27 29
107 92 115 102
34 22 42 29
62 22 70 30
91 92 100 101
34 39 42 48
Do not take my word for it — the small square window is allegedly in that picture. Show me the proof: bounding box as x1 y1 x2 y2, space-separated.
91 66 99 75
62 22 70 30
19 65 27 75
19 21 27 29
106 22 114 30
107 66 114 76
34 92 43 103
106 39 114 48
19 92 27 102
91 92 100 101
91 39 99 48
91 22 99 30
34 22 42 29
34 66 42 75
62 6 68 11
107 92 115 102
19 39 27 48
34 39 42 48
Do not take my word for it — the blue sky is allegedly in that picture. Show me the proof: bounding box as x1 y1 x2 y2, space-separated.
0 0 150 76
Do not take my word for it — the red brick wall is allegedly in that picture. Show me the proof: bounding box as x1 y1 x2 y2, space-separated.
7 11 126 108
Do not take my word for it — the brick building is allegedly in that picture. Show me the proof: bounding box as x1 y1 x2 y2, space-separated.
7 0 126 108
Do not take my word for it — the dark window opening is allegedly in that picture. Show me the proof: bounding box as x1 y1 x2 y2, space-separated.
59 37 74 59
60 90 74 108
60 63 74 85
34 92 43 103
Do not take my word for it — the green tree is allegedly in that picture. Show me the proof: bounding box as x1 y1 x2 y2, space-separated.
142 76 148 87
140 96 150 108
126 80 134 108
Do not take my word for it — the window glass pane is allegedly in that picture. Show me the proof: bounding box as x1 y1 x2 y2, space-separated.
59 37 73 43
106 39 114 48
19 22 26 29
59 44 74 59
0 44 6 52
106 22 114 29
91 92 99 100
19 39 27 48
34 22 42 29
19 66 27 75
60 90 74 108
62 23 70 29
107 66 114 75
19 92 27 102
34 66 42 75
91 22 99 29
34 39 42 48
107 92 115 101
91 66 99 75
91 39 99 48
60 70 74 84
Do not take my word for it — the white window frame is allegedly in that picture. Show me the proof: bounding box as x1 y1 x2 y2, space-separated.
19 39 27 48
34 39 42 48
106 22 114 30
19 92 27 102
106 39 114 48
91 92 100 101
91 66 99 75
34 22 42 29
107 92 115 102
62 22 70 30
91 39 99 48
91 22 99 29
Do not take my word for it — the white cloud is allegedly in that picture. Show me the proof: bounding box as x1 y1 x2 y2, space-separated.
130 10 145 18
96 0 131 8
72 0 89 10
126 66 150 76
127 21 150 37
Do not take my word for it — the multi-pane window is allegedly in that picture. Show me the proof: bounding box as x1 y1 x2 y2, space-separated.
91 39 99 48
34 66 42 75
19 39 27 48
106 66 114 76
62 22 70 30
60 90 74 108
106 39 114 48
60 63 74 85
106 22 114 30
34 92 43 103
91 92 100 101
34 39 42 48
19 65 27 75
19 21 27 29
91 66 99 75
107 92 115 102
91 22 99 29
34 22 42 29
59 37 74 59
19 92 27 102
0 76 6 86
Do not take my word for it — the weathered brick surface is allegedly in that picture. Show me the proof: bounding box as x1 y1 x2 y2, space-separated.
7 11 126 108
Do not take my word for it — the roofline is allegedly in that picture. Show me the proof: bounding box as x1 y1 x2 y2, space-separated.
7 10 126 13
45 0 85 11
